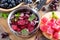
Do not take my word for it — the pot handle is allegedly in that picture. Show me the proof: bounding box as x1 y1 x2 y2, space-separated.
35 0 47 11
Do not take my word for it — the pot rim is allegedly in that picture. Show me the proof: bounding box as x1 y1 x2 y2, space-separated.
7 5 40 37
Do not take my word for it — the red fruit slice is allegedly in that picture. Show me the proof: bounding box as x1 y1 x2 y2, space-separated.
40 25 49 32
18 20 25 25
53 32 58 39
53 31 60 39
47 27 54 34
47 21 55 27
50 18 56 23
41 17 48 24
47 18 56 27
52 25 60 31
12 25 18 31
56 19 60 25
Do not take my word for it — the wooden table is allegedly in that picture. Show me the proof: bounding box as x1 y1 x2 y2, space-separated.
0 1 60 40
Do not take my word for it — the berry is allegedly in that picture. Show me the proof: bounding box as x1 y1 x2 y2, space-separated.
11 0 15 4
8 4 13 8
7 0 12 3
4 3 8 8
0 4 5 8
0 0 21 9
1 32 9 38
12 3 16 7
42 7 46 11
49 0 59 11
1 0 6 3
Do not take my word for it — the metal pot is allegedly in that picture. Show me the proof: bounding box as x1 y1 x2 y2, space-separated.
7 0 47 38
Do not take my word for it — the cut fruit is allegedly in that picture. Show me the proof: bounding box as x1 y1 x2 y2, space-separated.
52 25 60 31
56 19 60 25
47 18 56 27
47 27 54 34
53 32 59 39
41 17 48 24
50 18 56 23
40 25 49 32
47 21 55 27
